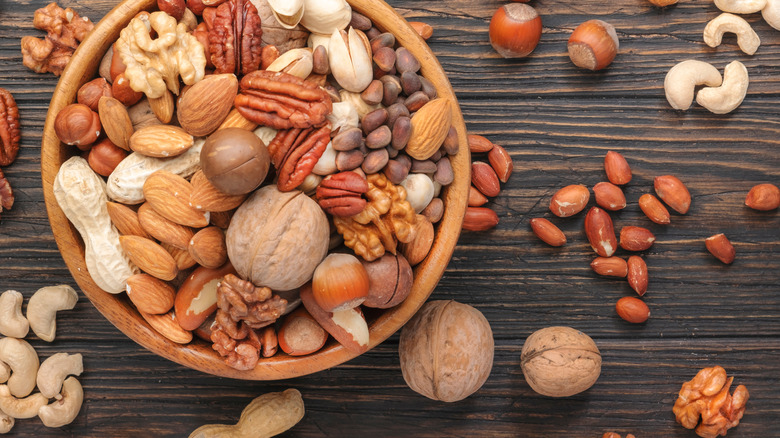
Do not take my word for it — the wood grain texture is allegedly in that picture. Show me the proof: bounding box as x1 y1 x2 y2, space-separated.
1 0 779 436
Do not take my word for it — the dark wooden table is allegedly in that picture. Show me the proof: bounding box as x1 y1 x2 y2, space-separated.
2 0 779 436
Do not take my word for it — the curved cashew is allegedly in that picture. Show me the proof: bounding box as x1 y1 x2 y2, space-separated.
703 13 760 55
0 338 39 398
38 377 83 428
0 291 29 339
664 60 723 110
27 285 78 342
696 61 749 114
763 0 780 30
0 407 12 434
0 386 47 419
714 0 767 13
0 364 8 385
37 353 83 399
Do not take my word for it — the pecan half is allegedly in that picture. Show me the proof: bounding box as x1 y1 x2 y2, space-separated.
0 168 14 213
208 0 262 75
268 125 330 191
0 89 20 166
234 70 332 130
316 171 368 217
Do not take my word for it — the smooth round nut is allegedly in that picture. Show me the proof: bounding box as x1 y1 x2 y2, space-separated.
361 253 413 308
615 297 650 323
568 20 619 71
200 128 270 195
87 138 128 177
489 3 542 58
54 103 102 148
77 78 112 111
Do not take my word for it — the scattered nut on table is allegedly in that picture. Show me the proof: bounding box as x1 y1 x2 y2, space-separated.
673 366 748 438
26 285 78 342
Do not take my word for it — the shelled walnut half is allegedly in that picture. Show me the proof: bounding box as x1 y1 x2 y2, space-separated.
673 366 749 438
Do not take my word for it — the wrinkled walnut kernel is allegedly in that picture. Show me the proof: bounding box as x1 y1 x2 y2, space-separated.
673 366 749 438
21 2 94 76
218 274 287 329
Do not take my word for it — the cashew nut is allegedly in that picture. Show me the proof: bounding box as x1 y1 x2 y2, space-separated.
696 61 749 114
37 377 83 428
664 60 723 110
0 407 12 434
26 285 78 342
703 13 760 55
0 386 47 419
37 353 83 399
763 0 780 30
0 364 8 384
0 338 39 398
714 0 767 13
0 291 29 339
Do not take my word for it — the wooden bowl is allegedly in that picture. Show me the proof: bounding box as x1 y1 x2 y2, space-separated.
41 0 469 379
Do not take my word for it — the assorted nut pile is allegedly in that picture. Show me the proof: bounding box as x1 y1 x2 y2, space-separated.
50 0 470 371
0 286 84 433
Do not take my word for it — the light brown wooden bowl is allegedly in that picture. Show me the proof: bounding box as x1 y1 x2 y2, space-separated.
41 0 469 380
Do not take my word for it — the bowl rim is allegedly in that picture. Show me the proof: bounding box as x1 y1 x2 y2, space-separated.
40 0 471 380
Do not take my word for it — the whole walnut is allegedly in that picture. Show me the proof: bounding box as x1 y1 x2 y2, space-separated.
399 300 494 402
520 326 601 397
226 185 329 291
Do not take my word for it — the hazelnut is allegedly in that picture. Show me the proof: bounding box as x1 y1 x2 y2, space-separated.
568 20 619 71
54 103 102 149
109 42 127 82
157 0 186 21
112 73 143 107
312 253 370 312
361 253 413 309
77 78 113 111
200 128 270 195
489 4 542 59
87 138 128 177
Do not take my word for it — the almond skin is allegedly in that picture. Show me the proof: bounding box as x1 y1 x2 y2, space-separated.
654 175 691 214
98 96 134 150
406 98 452 160
604 151 632 185
119 235 179 281
591 256 627 277
584 207 617 257
615 296 649 323
177 73 238 137
139 310 193 344
463 206 499 231
745 183 780 211
137 202 194 250
106 201 151 239
188 226 228 269
189 170 247 212
627 255 648 296
126 273 176 314
705 233 735 264
638 193 671 225
619 226 656 252
550 184 590 217
129 125 194 158
472 161 501 198
143 170 210 228
593 181 626 211
530 218 566 247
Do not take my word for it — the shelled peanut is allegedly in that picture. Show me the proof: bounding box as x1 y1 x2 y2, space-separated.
462 134 514 231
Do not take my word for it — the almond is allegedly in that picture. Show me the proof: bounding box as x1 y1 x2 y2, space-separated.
177 73 238 137
593 181 626 211
126 273 176 314
627 255 648 296
149 89 174 124
615 296 649 323
745 183 780 211
584 207 617 257
161 242 198 270
488 144 513 183
98 96 134 150
550 184 590 217
119 235 179 281
467 134 494 153
218 108 259 131
137 202 195 250
143 170 210 228
129 125 194 158
468 186 488 207
638 193 671 225
705 233 735 264
529 218 566 247
463 206 499 231
139 309 193 344
619 226 656 252
189 170 247 212
406 98 452 160
188 226 227 269
471 161 501 198
590 256 627 277
398 215 434 266
604 151 631 185
654 175 691 214
106 201 151 238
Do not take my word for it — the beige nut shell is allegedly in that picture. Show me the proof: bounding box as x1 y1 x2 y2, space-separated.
226 186 329 291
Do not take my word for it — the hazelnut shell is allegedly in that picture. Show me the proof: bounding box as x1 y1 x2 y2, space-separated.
201 128 270 195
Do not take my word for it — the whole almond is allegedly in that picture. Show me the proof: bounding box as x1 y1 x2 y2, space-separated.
126 273 176 314
467 134 494 153
590 256 627 277
654 175 691 214
604 151 631 185
137 202 195 250
488 144 513 183
139 310 193 344
189 170 247 212
149 89 174 124
593 182 626 211
705 233 735 264
406 98 452 160
550 184 590 217
143 170 210 228
106 201 151 239
468 186 488 207
745 183 780 211
472 161 501 198
129 125 194 158
463 206 499 231
98 96 134 150
398 215 434 266
584 207 617 257
615 296 649 323
119 235 179 281
530 218 566 247
177 73 238 137
161 242 198 270
638 193 671 224
188 226 228 269
619 226 656 252
627 255 648 296
218 108 259 131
